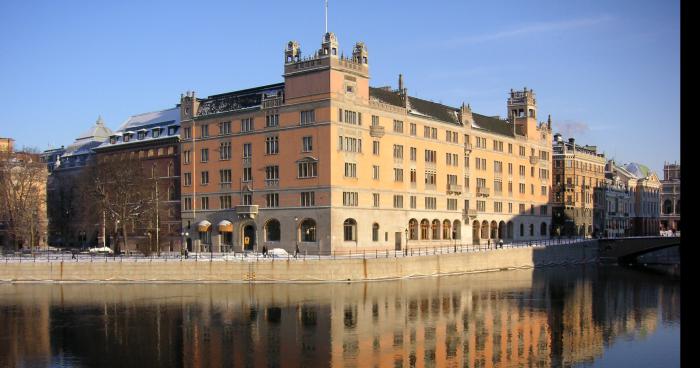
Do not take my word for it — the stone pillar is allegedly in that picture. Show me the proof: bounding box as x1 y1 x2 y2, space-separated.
194 239 201 253
214 234 222 252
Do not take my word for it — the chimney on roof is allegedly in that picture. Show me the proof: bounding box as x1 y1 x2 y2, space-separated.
547 114 552 130
398 74 403 91
569 138 575 146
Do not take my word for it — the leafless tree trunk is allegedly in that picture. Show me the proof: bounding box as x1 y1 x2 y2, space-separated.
0 149 47 252
82 154 155 254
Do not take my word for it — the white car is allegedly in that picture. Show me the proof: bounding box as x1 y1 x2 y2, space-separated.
268 248 290 258
88 247 114 254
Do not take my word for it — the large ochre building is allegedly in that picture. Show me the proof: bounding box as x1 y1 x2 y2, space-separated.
180 32 553 253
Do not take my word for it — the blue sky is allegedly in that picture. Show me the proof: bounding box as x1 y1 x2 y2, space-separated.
0 0 679 174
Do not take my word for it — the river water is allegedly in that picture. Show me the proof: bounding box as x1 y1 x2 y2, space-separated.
0 265 679 367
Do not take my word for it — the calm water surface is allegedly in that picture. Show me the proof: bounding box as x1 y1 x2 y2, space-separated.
0 265 679 368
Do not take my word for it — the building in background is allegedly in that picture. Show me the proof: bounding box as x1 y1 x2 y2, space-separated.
607 162 660 236
93 108 181 253
551 135 606 237
594 161 633 237
180 32 553 254
660 162 680 232
0 138 14 153
40 117 113 247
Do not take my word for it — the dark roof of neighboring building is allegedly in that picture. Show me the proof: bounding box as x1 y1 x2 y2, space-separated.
369 87 515 137
197 83 285 117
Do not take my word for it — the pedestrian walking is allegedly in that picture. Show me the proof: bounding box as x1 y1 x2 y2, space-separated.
498 239 503 249
262 245 268 258
184 248 189 259
295 243 299 258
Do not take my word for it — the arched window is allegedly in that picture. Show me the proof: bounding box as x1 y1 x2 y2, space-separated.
432 220 440 240
540 222 547 236
443 220 451 240
265 219 280 241
498 221 506 239
490 221 498 239
344 219 357 241
372 223 379 242
481 221 489 239
420 219 430 240
300 219 316 242
452 220 461 240
409 219 418 240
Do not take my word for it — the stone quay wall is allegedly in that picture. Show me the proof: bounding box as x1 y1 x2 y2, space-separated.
0 242 598 283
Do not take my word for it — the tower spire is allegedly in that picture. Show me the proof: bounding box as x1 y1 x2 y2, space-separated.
325 0 328 34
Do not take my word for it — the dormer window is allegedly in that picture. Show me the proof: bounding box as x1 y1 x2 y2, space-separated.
137 131 146 140
168 126 177 135
152 128 161 138
110 136 117 144
123 134 131 142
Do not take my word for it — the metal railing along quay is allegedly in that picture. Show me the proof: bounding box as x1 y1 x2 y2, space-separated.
0 236 619 264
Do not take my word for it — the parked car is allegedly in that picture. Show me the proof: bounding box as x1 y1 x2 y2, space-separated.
88 247 114 254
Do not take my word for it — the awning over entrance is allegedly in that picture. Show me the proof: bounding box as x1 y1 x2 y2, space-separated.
197 220 211 232
218 220 233 233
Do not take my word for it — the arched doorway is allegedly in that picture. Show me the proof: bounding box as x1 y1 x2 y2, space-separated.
431 219 440 240
472 220 480 245
481 220 489 240
498 221 506 239
490 221 498 240
443 220 451 240
540 222 547 237
242 224 256 251
452 220 461 240
507 222 514 239
409 219 418 240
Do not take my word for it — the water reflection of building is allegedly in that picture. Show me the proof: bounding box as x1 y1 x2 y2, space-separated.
0 268 680 368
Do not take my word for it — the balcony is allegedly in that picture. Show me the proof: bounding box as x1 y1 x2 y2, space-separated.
464 143 473 155
262 96 283 109
476 187 490 197
265 179 279 187
369 125 385 138
529 156 539 165
447 184 463 194
236 205 259 219
462 208 478 221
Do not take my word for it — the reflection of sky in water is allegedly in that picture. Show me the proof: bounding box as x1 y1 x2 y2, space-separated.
0 265 680 368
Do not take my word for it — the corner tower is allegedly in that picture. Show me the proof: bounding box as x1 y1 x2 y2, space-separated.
508 87 539 139
283 33 370 104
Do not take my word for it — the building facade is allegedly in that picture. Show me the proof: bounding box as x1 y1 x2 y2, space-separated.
93 108 182 253
659 162 680 232
40 116 113 247
607 162 661 236
594 163 633 238
180 32 553 254
551 135 606 237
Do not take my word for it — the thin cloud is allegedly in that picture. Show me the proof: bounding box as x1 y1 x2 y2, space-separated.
554 120 590 138
442 15 614 46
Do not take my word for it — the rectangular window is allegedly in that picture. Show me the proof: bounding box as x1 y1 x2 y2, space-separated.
266 193 279 208
344 163 357 178
344 110 358 125
220 195 232 209
410 196 417 209
183 197 192 210
302 136 313 152
410 147 417 161
242 194 252 206
219 121 231 135
301 192 315 207
219 169 232 183
200 125 209 138
494 180 502 193
241 118 254 132
494 161 503 173
265 113 279 128
410 169 417 183
393 145 403 159
339 136 362 152
508 203 513 213
431 128 437 139
424 126 430 138
447 198 457 211
519 204 526 213
394 168 403 182
343 192 359 207
541 185 547 196
243 143 252 158
410 123 417 136
424 150 436 163
243 167 252 182
219 142 231 160
373 141 380 155
393 195 403 209
184 172 192 186
372 165 380 180
519 165 526 177
425 171 436 185
424 197 437 210
183 127 191 139
540 205 548 216
372 115 379 126
298 161 318 178
508 143 513 154
477 200 486 212
265 165 279 181
201 171 209 185
373 193 380 208
183 150 191 164
519 146 526 156
200 148 209 163
393 120 404 133
476 178 486 189
519 183 526 193
494 202 502 213
265 136 279 155
201 197 209 210
301 110 316 125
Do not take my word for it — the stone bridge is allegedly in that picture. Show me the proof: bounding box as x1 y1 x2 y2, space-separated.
598 236 680 264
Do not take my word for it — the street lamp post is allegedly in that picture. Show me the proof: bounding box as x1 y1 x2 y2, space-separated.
404 228 408 256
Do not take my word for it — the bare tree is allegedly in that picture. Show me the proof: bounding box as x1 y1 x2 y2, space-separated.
82 154 155 254
0 148 47 252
